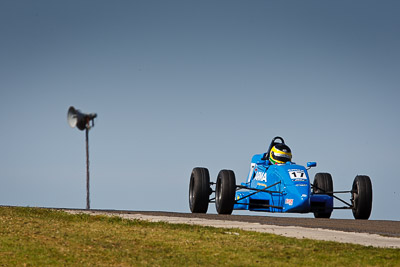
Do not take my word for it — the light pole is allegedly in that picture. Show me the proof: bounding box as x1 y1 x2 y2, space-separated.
67 106 97 210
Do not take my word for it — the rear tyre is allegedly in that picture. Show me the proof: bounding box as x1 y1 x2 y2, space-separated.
215 169 236 215
352 175 372 220
313 172 333 218
189 167 210 213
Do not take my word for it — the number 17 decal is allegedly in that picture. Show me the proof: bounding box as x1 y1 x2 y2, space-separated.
289 170 305 179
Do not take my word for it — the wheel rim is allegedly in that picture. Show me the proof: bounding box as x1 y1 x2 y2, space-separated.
313 180 319 194
216 178 222 209
352 181 359 212
189 175 195 208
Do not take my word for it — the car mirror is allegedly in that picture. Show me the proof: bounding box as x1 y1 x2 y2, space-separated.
307 162 317 168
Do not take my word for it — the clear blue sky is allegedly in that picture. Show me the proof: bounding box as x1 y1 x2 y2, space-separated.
1 1 399 220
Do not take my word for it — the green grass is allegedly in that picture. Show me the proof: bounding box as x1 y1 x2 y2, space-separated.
0 207 399 266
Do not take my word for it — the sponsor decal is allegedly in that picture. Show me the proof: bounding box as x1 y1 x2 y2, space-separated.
285 199 294 206
254 171 267 182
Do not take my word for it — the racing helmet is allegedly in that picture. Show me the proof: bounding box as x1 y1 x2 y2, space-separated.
269 143 292 164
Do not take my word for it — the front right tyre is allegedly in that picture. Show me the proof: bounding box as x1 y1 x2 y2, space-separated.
189 167 210 213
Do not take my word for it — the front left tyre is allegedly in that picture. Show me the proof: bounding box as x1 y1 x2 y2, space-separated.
312 172 333 219
189 167 210 213
215 169 236 215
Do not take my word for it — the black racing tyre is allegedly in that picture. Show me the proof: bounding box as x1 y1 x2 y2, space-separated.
189 167 210 213
352 175 372 220
313 172 333 218
215 169 236 215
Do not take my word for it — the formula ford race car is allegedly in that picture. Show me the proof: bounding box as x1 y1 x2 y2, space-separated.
189 136 373 219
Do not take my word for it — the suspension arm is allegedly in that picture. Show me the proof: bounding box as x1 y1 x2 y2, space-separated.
235 181 281 202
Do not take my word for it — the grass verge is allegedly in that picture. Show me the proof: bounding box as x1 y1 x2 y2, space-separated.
0 207 399 266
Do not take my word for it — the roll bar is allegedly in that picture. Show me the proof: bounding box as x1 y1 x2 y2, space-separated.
262 136 285 160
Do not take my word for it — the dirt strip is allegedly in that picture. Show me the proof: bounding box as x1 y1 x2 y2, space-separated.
65 210 400 249
69 209 400 237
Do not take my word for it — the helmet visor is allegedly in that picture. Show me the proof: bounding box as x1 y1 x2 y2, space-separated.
271 151 291 162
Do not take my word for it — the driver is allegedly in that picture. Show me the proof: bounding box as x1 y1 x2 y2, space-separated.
269 143 292 165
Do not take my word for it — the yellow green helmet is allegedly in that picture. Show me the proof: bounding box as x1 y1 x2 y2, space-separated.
269 143 292 164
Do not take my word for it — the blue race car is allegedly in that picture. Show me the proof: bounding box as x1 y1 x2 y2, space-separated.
189 136 373 219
